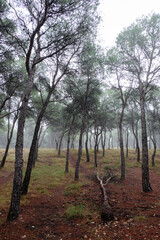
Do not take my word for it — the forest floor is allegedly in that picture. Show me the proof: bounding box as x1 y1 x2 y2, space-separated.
0 149 160 240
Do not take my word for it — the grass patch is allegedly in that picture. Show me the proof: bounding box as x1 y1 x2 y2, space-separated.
64 182 84 196
134 215 146 221
66 204 87 219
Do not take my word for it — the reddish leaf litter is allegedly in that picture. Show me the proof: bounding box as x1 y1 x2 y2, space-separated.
0 163 160 240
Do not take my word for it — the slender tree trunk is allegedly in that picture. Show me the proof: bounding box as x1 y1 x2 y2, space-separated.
132 120 140 162
101 130 106 157
151 140 156 167
85 127 90 162
89 133 92 149
71 134 75 149
58 132 65 156
0 114 18 168
75 127 84 180
126 128 129 158
65 115 75 173
119 108 125 180
94 143 98 167
55 138 58 150
139 88 152 192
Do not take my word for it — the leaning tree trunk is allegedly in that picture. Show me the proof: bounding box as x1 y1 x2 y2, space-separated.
21 91 52 195
0 114 18 168
7 73 35 222
139 89 152 192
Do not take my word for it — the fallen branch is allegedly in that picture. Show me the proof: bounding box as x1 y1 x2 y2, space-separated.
97 172 114 221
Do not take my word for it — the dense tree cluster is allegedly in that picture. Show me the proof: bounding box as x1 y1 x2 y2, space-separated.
1 0 160 222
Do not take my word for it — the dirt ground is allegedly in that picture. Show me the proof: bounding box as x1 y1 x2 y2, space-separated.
0 153 160 240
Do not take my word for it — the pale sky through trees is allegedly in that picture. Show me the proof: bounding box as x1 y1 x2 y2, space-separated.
98 0 160 48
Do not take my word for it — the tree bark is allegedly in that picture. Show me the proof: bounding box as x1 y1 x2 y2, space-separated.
7 73 34 221
21 91 52 195
75 127 84 180
132 120 140 162
125 127 129 158
119 107 125 180
65 115 75 173
139 85 152 192
85 126 90 162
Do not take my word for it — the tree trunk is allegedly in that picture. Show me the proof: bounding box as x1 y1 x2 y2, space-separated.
139 87 152 192
65 115 75 173
21 91 52 195
126 127 129 158
119 108 125 180
58 132 65 156
89 133 92 149
0 114 18 168
151 141 156 167
71 134 75 149
75 128 84 181
150 130 156 167
101 130 106 157
132 120 140 162
85 127 90 162
7 73 35 222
